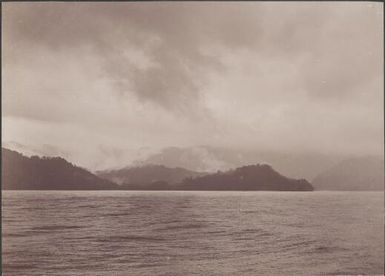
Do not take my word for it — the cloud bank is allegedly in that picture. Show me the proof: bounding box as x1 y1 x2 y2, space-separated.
2 2 383 170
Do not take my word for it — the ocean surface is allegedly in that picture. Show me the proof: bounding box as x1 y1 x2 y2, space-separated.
2 191 384 276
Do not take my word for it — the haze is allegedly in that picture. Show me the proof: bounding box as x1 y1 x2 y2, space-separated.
2 2 383 171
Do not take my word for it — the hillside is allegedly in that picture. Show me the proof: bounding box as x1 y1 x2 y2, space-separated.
2 148 118 190
97 164 205 185
177 164 313 191
1 148 314 191
312 157 384 191
135 146 342 180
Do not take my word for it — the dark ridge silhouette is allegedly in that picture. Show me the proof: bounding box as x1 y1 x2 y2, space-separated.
96 164 206 185
118 164 313 191
135 146 344 180
2 148 313 191
312 156 384 191
177 164 313 191
2 148 118 190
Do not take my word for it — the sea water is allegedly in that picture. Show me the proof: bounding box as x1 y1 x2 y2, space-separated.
2 191 384 275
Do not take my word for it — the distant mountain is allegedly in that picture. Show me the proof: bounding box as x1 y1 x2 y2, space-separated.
1 148 313 191
312 156 384 191
96 164 206 185
177 164 313 191
2 148 118 190
135 146 345 180
115 164 313 191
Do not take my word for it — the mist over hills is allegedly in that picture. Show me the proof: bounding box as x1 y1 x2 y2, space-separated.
134 146 345 180
98 164 313 191
2 147 383 191
5 143 382 183
2 148 313 191
96 163 313 191
312 156 384 191
96 164 206 185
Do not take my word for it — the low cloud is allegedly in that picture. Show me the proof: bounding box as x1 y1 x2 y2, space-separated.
2 2 383 170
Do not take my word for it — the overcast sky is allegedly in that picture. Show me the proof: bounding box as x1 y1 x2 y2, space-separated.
2 2 383 170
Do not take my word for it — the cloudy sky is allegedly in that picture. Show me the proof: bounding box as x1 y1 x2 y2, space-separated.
2 2 383 170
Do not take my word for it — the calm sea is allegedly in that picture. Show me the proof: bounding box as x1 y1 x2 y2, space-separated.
2 191 384 276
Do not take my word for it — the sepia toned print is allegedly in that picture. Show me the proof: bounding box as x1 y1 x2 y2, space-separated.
2 2 384 275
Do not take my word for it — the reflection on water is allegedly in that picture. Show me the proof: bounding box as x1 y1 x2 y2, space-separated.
2 191 384 275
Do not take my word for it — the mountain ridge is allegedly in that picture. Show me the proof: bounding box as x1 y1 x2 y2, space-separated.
96 164 206 185
2 148 313 191
2 148 118 190
178 164 313 191
133 146 348 179
312 156 384 191
4 147 382 191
